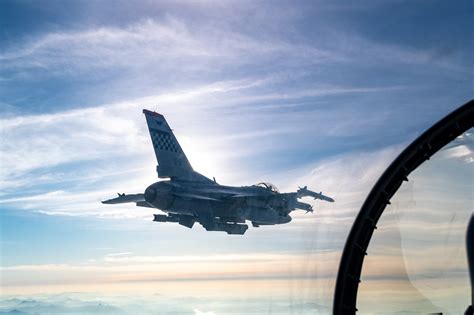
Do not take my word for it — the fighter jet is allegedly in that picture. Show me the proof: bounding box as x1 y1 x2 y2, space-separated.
102 109 334 235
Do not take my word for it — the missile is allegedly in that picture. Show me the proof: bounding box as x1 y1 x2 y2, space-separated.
101 193 145 204
295 201 313 213
297 186 334 202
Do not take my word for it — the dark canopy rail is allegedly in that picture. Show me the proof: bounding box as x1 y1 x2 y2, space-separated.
333 100 474 314
467 215 473 314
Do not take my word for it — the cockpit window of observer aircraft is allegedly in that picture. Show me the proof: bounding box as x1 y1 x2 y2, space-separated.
0 1 472 314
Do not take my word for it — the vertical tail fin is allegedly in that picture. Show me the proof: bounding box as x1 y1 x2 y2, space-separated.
143 109 213 183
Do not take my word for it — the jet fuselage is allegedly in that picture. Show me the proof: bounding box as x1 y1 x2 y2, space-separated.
144 180 293 226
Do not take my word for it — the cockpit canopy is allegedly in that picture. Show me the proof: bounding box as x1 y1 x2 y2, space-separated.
253 182 279 193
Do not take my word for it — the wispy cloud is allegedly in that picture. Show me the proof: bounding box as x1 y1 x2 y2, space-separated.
194 310 216 315
105 252 133 257
0 251 341 291
0 13 467 90
0 18 337 77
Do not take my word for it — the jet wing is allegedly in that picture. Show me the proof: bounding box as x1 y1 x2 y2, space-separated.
136 201 155 208
102 193 145 204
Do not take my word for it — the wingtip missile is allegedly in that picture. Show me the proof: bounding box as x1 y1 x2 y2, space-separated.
295 201 313 213
101 193 145 204
297 186 335 203
320 194 335 203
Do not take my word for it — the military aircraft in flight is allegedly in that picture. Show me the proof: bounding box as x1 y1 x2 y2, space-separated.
102 109 334 235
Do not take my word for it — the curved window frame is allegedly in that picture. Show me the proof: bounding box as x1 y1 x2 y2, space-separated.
333 100 474 314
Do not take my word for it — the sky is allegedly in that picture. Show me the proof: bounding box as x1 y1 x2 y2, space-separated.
0 0 472 314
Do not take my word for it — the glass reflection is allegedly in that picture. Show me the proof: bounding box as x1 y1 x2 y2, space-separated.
358 128 473 314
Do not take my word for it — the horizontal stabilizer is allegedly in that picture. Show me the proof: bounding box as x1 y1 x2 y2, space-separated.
102 193 145 204
136 201 154 208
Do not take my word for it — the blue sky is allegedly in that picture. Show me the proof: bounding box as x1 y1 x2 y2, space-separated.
0 0 472 314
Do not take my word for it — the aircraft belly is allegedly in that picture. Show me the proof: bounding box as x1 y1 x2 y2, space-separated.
168 197 232 217
246 207 292 225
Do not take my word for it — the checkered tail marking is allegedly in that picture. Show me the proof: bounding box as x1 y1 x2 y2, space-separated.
150 129 179 153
